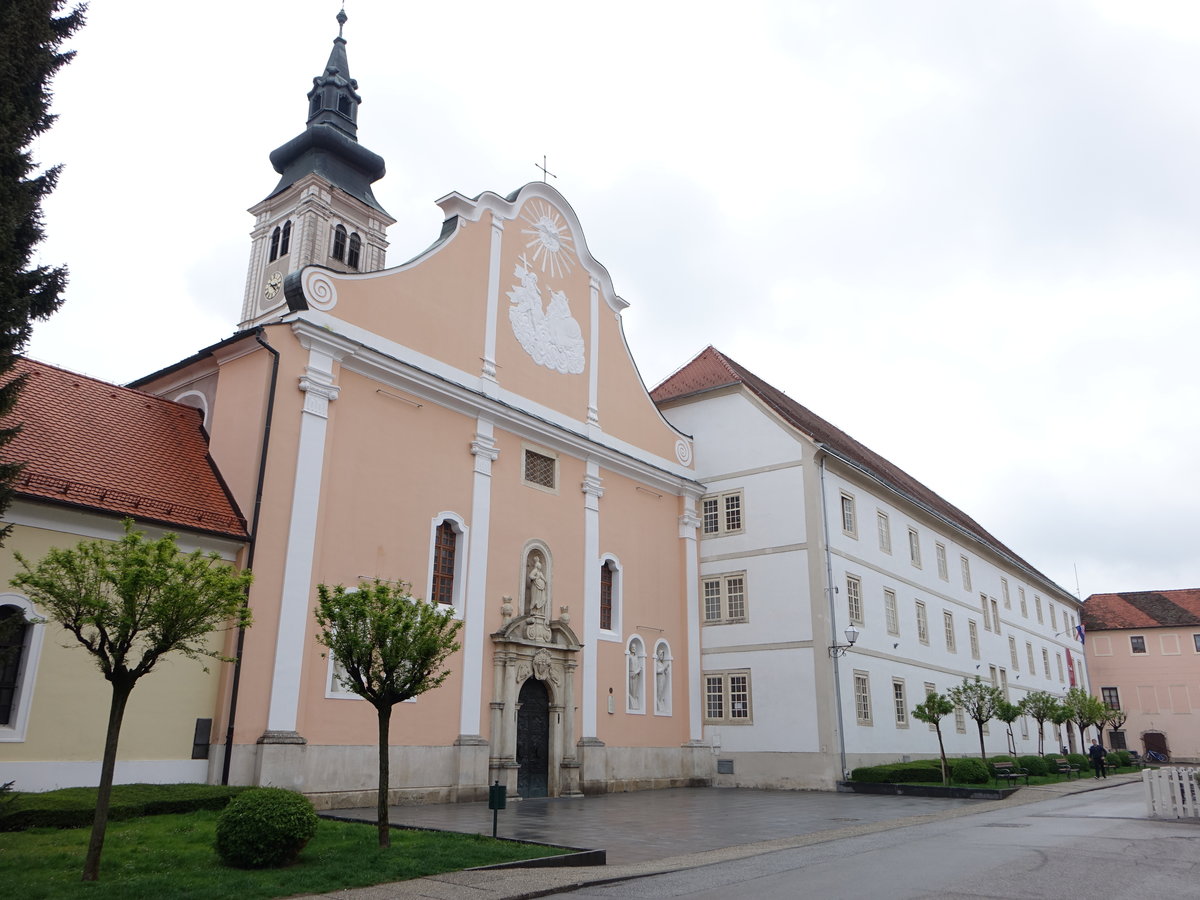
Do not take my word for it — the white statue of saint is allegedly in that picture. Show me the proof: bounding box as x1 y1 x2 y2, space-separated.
655 645 671 711
628 642 643 709
527 556 548 618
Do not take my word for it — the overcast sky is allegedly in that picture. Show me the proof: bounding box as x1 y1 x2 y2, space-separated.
26 1 1200 597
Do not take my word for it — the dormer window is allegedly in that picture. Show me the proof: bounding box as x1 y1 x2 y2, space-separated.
331 224 347 261
280 221 292 256
347 233 361 269
268 227 281 262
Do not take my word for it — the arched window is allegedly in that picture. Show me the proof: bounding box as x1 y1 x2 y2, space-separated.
432 521 458 606
600 561 614 631
268 226 281 262
347 233 362 270
0 596 44 740
0 606 28 726
331 224 347 261
280 220 292 256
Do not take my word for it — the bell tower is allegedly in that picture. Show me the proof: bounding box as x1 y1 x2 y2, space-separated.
240 8 395 328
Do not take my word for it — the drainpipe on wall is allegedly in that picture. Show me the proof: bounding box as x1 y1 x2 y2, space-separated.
817 446 849 782
221 328 280 786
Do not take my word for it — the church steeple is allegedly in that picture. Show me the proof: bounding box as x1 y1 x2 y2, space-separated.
239 7 395 329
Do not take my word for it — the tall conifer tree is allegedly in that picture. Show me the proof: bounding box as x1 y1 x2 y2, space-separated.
0 0 86 541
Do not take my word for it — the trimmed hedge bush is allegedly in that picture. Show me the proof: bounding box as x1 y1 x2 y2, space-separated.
1018 755 1048 776
215 787 319 869
1067 753 1089 771
849 760 944 783
950 758 989 784
1113 750 1132 767
0 783 246 832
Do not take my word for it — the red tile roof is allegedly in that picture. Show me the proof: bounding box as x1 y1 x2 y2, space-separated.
1082 590 1200 630
653 346 1069 597
1 358 248 539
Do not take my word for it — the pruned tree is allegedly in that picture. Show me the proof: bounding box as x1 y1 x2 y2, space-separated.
1063 686 1107 749
1018 690 1062 756
0 1 86 544
947 678 1003 761
1050 700 1073 753
10 521 252 881
911 690 955 784
1102 705 1128 747
315 580 462 848
994 698 1023 757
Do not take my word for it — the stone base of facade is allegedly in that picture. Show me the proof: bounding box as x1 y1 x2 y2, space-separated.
705 751 842 791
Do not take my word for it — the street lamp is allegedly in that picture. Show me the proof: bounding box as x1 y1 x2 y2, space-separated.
829 624 860 658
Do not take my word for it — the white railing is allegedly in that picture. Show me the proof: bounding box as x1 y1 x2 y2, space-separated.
1143 767 1200 819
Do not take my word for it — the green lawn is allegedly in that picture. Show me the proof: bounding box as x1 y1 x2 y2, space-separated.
0 810 569 899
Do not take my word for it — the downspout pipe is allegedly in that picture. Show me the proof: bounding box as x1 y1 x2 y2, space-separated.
221 328 280 785
817 445 849 781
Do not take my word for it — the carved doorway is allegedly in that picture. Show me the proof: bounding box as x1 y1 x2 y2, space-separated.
517 678 550 798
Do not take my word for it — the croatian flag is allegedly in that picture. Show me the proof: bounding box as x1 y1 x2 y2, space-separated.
1075 623 1086 645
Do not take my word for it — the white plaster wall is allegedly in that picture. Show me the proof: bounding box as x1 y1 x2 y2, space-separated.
703 647 820 753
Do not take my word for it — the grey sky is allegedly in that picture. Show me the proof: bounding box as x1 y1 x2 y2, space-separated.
26 1 1200 596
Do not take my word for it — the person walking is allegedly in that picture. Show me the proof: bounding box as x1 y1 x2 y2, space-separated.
1088 739 1108 778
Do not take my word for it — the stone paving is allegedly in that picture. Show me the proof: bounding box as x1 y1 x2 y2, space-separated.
313 772 1145 899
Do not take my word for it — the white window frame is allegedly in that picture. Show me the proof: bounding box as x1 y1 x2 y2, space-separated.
1001 578 1011 610
991 598 1001 634
426 512 468 618
703 669 752 724
854 670 873 725
915 600 929 645
908 528 922 569
1009 635 1019 670
521 443 559 494
1042 647 1051 678
954 705 966 733
935 542 948 581
598 553 623 641
924 682 937 731
884 589 899 635
1049 604 1058 631
1019 587 1028 618
893 678 909 728
701 490 744 537
943 610 956 652
960 555 972 592
877 511 892 553
702 572 748 625
981 593 991 632
1026 641 1036 673
841 492 858 538
969 620 980 659
0 594 46 742
1035 595 1044 624
846 574 864 625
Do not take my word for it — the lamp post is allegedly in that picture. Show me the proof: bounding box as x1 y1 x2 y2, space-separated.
829 624 860 658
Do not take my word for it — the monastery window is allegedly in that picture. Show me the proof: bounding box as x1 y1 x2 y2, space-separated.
990 599 1001 634
853 671 872 725
1026 641 1036 673
877 511 891 553
1001 578 1011 609
954 704 966 733
703 670 752 725
1034 595 1043 624
935 542 948 581
1019 587 1028 618
331 224 348 262
1130 635 1146 654
968 620 980 659
846 574 863 625
269 226 281 262
280 220 291 256
522 447 558 492
960 555 972 592
981 593 991 632
347 233 362 269
1055 653 1064 682
924 682 937 731
1009 636 1019 670
999 667 1008 699
431 521 459 605
908 528 922 569
884 589 899 635
915 600 929 645
702 573 747 625
840 492 857 538
701 490 743 537
892 679 908 727
943 610 955 652
1042 648 1051 678
1194 634 1200 653
1049 604 1057 631
600 561 614 631
1020 714 1029 739
0 597 43 740
1102 687 1121 709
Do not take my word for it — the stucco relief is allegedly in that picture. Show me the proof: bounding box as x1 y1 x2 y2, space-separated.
508 256 585 375
303 269 339 310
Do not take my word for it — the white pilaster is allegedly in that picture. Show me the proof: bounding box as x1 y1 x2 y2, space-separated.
459 421 498 735
581 461 604 737
587 277 600 426
482 215 505 383
679 502 703 742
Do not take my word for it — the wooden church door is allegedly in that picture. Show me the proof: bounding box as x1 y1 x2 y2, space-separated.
516 678 550 798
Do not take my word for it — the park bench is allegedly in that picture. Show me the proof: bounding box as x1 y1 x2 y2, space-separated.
1052 759 1079 779
1127 751 1145 769
992 761 1029 786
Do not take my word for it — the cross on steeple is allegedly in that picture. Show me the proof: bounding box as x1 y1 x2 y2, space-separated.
536 155 557 184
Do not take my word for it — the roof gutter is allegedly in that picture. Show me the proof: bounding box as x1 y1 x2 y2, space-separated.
221 328 280 785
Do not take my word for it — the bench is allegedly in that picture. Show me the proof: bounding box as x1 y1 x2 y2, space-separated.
1127 751 1145 769
993 761 1029 786
1053 759 1079 779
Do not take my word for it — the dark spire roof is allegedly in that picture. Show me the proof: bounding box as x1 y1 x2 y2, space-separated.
264 8 389 215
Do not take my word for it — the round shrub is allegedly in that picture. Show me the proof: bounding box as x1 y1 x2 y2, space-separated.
1067 753 1089 771
1019 755 1048 776
215 788 318 869
951 758 989 784
1114 750 1132 768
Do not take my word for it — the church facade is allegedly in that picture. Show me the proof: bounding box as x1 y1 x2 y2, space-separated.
133 16 709 807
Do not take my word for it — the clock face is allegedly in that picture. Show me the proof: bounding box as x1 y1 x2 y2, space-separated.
265 271 283 300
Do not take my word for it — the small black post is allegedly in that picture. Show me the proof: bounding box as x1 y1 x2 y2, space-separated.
488 779 507 838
